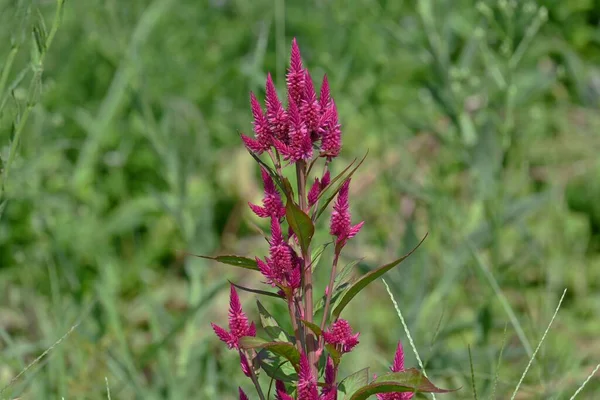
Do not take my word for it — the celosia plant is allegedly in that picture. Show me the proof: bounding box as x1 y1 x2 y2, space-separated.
206 39 453 400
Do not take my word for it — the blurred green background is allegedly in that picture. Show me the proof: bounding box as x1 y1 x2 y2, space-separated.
1 0 600 398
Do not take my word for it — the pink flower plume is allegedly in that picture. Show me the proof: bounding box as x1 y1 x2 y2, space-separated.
211 285 256 349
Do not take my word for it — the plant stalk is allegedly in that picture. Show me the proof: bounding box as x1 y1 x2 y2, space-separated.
319 251 340 339
296 160 317 374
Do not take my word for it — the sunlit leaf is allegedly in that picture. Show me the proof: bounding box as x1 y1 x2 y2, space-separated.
285 197 315 254
257 300 292 342
339 368 369 399
349 369 456 400
229 281 283 300
239 336 300 368
192 254 259 271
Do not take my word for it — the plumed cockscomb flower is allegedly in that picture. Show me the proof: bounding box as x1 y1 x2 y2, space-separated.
239 351 251 377
320 356 337 400
277 95 313 162
376 341 414 400
249 168 286 219
239 387 249 400
308 170 332 207
301 70 321 140
257 218 301 289
330 179 364 246
241 92 272 154
308 177 321 207
211 286 256 349
322 319 360 353
266 73 289 141
320 100 342 158
287 38 305 107
319 74 331 111
276 381 294 400
297 352 319 400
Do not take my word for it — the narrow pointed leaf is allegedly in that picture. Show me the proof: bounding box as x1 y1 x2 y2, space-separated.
300 319 322 337
332 234 427 319
230 281 283 300
339 368 369 399
315 151 368 220
349 369 457 400
192 254 259 271
315 282 350 314
325 343 342 366
257 300 292 341
285 198 315 254
334 258 363 289
239 336 301 368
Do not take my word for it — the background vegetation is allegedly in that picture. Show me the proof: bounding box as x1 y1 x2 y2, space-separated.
1 0 599 398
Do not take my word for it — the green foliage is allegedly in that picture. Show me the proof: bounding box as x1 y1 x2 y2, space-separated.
1 0 599 398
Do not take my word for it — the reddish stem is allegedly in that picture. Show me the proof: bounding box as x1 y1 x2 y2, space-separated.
296 160 317 375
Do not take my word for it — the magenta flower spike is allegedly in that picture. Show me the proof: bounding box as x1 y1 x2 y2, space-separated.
320 356 338 399
287 38 305 107
266 73 289 141
256 218 301 289
320 100 342 158
248 168 286 219
211 285 256 349
301 70 321 140
376 341 414 400
319 74 331 111
241 92 272 154
307 177 321 207
275 381 294 400
392 340 406 373
281 94 313 162
322 319 360 353
239 351 251 377
320 170 331 189
297 352 319 400
239 387 249 400
330 179 364 247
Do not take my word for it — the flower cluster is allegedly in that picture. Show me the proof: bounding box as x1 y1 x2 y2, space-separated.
241 39 342 162
208 38 449 400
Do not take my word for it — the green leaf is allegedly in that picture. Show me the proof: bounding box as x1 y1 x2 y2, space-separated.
230 281 283 300
349 369 456 400
315 151 368 220
339 368 369 399
239 336 301 368
257 350 298 382
310 242 331 272
285 197 315 254
300 319 322 337
193 254 259 271
257 300 292 342
334 258 363 289
332 234 427 319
